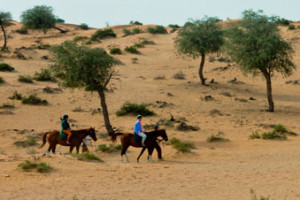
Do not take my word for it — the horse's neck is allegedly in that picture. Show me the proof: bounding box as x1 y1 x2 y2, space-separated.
74 129 89 138
148 130 160 138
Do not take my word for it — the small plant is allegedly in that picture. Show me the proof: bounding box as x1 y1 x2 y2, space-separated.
147 25 167 34
207 132 229 142
273 124 287 133
98 144 122 153
133 43 144 48
91 29 116 41
123 28 132 36
71 152 103 162
0 77 4 84
154 75 166 80
21 94 48 105
110 48 122 55
73 36 88 42
34 68 55 82
0 103 15 109
18 160 37 170
170 138 195 153
36 43 51 49
130 21 143 25
79 23 89 30
250 189 270 200
125 46 139 54
288 24 296 30
173 71 185 80
169 24 180 33
16 27 28 34
139 38 155 45
0 63 14 72
18 75 33 83
18 160 52 173
176 122 199 131
9 91 22 100
36 162 52 173
14 137 36 147
262 130 287 140
26 148 37 154
116 101 154 116
132 27 142 34
249 131 261 139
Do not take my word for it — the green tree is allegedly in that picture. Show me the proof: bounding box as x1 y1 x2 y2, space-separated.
175 17 224 85
0 11 12 51
21 5 66 34
50 41 115 135
225 10 295 112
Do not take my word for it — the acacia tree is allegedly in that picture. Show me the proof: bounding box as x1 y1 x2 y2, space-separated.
0 11 12 51
175 17 224 85
50 41 115 135
21 5 67 34
225 10 295 112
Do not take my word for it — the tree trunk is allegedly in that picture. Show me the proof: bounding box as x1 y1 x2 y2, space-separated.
264 73 274 112
98 89 114 135
1 24 7 51
54 26 69 34
199 53 206 85
43 27 46 34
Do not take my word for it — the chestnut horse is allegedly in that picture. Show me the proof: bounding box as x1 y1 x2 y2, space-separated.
40 128 97 154
111 129 168 162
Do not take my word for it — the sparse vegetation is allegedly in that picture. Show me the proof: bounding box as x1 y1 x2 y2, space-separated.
176 122 199 131
71 152 103 162
14 137 37 147
9 91 22 100
207 132 229 142
18 160 52 173
130 21 143 25
36 43 51 49
132 27 142 34
173 71 185 79
139 38 155 45
79 23 89 30
154 75 166 80
34 68 55 82
250 124 296 140
249 131 261 139
18 160 37 170
116 101 154 116
98 144 122 153
262 130 287 140
36 162 52 173
169 24 180 33
273 16 290 26
288 24 296 30
122 28 132 36
21 94 48 105
73 36 88 43
0 103 15 109
110 48 122 55
125 46 139 54
0 63 14 71
18 75 33 83
147 25 167 34
133 43 144 48
16 27 28 34
250 189 270 200
91 29 116 41
170 138 195 153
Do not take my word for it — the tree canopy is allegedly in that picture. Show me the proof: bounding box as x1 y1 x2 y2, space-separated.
0 11 13 51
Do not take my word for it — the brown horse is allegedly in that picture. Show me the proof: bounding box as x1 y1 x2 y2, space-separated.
40 128 97 154
111 129 168 162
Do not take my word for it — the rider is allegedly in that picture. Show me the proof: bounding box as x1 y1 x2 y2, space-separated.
61 114 72 144
134 115 147 147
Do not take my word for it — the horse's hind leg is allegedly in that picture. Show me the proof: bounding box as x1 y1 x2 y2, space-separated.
137 147 146 163
52 144 57 153
76 145 80 154
121 145 129 162
154 143 162 159
147 147 154 162
69 146 74 153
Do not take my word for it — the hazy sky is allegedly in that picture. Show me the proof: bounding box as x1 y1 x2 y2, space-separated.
2 0 300 28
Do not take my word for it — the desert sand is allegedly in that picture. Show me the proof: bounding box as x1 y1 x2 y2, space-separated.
0 21 300 200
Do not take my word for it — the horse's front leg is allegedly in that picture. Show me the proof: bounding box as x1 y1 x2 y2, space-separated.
154 142 162 159
147 147 154 162
69 146 74 153
76 145 80 154
137 147 147 163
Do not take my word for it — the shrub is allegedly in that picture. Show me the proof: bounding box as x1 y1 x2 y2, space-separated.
79 23 89 30
262 130 287 140
157 119 174 127
249 131 261 139
139 38 155 45
154 75 166 80
91 28 116 41
173 71 185 79
274 17 290 26
36 162 52 173
98 144 122 153
0 77 5 84
110 48 122 55
55 18 65 23
124 46 139 54
176 122 199 131
250 189 270 200
288 24 296 30
36 43 51 49
0 103 15 109
73 36 88 42
34 69 55 81
18 160 37 170
0 63 14 72
122 28 132 36
14 137 36 147
71 152 103 162
21 94 48 105
130 21 143 25
133 43 144 48
116 101 154 116
207 132 229 142
16 27 28 34
169 24 180 33
18 75 33 83
170 138 195 153
9 91 22 100
132 27 142 34
147 25 167 34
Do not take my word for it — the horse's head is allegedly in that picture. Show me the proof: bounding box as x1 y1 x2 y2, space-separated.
88 127 97 141
158 129 168 142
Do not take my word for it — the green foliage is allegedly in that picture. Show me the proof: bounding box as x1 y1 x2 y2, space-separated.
288 24 296 30
250 189 270 200
18 160 37 170
262 130 287 140
0 11 12 27
116 101 154 116
130 21 143 25
14 137 36 147
91 28 116 41
98 144 122 153
0 63 14 71
207 132 229 142
50 40 115 91
16 27 28 34
36 43 51 49
21 94 48 105
55 18 65 23
273 124 287 133
272 16 290 26
173 71 185 79
0 103 15 109
169 24 180 33
170 138 195 153
122 28 132 36
9 91 22 100
36 162 52 173
34 68 55 82
133 43 144 48
110 48 122 55
18 75 33 83
147 25 167 34
124 46 139 54
249 131 261 139
71 152 103 162
18 160 52 172
73 36 88 43
79 23 89 30
0 76 5 84
176 122 199 131
21 5 56 33
132 27 142 34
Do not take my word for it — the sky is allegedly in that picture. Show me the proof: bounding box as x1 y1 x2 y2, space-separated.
2 0 300 28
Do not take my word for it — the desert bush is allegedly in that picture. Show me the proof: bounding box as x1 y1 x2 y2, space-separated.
34 69 55 81
0 63 14 72
125 46 139 54
91 28 116 41
207 131 229 142
55 18 65 23
9 91 22 100
122 28 132 36
170 138 195 153
21 94 48 105
157 119 174 127
130 21 143 25
173 71 185 79
139 38 155 45
288 24 296 30
273 17 290 26
18 75 33 83
0 103 15 109
176 122 199 131
18 160 37 170
71 152 103 162
14 137 36 147
154 75 166 80
16 27 28 34
36 162 52 173
79 23 89 30
169 24 180 33
98 144 122 153
18 160 52 173
36 43 51 49
132 27 142 34
249 131 261 139
116 101 154 116
73 36 88 42
147 25 167 34
262 130 287 140
250 189 270 200
133 43 144 48
110 48 122 55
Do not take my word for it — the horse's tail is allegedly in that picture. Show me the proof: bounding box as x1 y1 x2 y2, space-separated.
39 131 49 148
111 132 123 142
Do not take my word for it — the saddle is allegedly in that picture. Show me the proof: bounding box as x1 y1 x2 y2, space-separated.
59 131 73 141
134 133 142 143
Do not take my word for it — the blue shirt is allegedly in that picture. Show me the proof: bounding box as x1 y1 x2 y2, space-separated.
134 120 143 135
